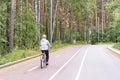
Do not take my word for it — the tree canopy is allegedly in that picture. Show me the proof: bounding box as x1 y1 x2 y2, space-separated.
0 0 120 55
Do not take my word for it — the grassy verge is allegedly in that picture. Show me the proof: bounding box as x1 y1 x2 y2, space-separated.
0 41 86 65
0 47 40 65
0 41 69 65
113 42 120 50
51 41 70 49
91 41 114 45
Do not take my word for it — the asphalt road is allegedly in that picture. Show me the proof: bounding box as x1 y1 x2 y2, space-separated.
0 45 120 80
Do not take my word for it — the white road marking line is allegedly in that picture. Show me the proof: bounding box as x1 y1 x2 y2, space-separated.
48 48 82 80
28 66 39 72
75 48 88 80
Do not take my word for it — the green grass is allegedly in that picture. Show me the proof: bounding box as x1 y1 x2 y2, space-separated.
0 41 66 65
113 42 120 50
98 42 114 44
51 40 70 49
0 47 40 65
0 41 85 65
75 41 86 45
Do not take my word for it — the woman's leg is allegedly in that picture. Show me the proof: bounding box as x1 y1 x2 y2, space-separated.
45 50 49 62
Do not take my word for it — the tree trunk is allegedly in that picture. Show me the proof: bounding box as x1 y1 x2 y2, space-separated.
46 19 49 39
9 0 16 52
32 0 34 11
101 0 105 38
40 0 44 26
108 14 111 27
26 0 28 12
52 0 58 37
35 0 40 42
95 0 98 27
45 0 48 38
18 0 22 48
69 12 73 43
60 19 62 40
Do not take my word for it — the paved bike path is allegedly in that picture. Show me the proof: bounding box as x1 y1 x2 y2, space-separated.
0 45 82 80
0 45 120 80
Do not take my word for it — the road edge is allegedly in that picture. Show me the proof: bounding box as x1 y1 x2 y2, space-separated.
0 45 74 69
0 50 57 69
107 46 120 58
0 54 40 69
107 46 120 54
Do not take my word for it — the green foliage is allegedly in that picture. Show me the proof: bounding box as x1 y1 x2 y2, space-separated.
1 0 120 65
104 27 116 42
52 40 64 49
106 0 120 22
114 42 120 50
0 47 40 65
105 21 120 42
0 1 10 55
0 37 8 56
0 41 69 65
15 1 36 49
64 27 82 43
105 0 120 44
90 28 99 44
90 23 120 44
106 0 120 12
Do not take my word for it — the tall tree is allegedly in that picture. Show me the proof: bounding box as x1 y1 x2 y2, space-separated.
9 0 16 51
101 0 105 38
95 0 98 27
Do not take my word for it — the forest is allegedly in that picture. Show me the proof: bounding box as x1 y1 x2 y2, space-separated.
0 0 120 60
